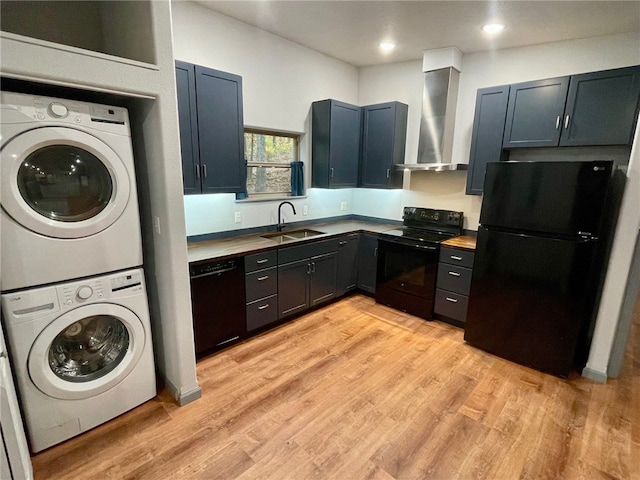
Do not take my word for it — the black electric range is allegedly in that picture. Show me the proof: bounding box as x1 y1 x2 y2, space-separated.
376 207 463 319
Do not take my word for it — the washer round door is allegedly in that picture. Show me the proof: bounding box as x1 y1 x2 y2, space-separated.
0 126 130 239
28 303 146 400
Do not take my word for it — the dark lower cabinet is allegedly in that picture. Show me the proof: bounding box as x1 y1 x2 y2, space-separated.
245 251 278 332
277 239 338 319
336 234 359 296
357 233 378 294
278 258 310 319
434 247 475 327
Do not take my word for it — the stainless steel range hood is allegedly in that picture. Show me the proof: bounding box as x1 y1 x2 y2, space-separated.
396 48 467 172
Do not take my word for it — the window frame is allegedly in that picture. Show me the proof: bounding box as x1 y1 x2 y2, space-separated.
242 128 300 200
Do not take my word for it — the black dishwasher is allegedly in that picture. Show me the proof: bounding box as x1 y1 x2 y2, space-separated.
189 257 246 356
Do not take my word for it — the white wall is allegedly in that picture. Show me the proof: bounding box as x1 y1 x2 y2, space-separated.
355 33 640 231
172 1 360 236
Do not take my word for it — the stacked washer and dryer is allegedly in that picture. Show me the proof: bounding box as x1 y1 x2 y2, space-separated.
0 92 156 453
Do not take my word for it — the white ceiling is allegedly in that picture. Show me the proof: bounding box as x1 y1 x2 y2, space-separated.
193 1 640 67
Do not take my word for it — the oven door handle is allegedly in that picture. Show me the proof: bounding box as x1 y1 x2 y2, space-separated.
380 238 439 251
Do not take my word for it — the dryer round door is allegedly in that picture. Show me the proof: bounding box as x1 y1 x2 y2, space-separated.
0 126 131 239
28 303 146 400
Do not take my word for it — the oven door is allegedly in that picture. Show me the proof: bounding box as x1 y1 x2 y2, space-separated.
376 238 439 300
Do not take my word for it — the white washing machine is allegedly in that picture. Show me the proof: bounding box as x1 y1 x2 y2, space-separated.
1 268 156 452
1 91 143 291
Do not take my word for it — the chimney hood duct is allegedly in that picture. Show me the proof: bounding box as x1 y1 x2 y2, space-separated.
396 65 467 172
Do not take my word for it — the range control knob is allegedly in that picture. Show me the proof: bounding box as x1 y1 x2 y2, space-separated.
76 286 93 301
49 102 69 118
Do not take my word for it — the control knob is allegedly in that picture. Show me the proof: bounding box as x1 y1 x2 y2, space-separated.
48 102 69 118
76 286 93 301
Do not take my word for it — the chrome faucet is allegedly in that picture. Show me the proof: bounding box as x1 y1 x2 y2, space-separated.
277 201 296 232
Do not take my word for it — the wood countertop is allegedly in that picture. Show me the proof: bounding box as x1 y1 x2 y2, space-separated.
187 220 400 264
441 235 477 251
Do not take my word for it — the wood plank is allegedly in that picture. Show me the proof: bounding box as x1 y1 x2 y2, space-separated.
31 293 640 480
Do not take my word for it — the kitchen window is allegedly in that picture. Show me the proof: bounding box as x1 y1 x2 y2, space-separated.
241 129 302 198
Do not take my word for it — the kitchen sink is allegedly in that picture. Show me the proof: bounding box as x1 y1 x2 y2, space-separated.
262 228 325 243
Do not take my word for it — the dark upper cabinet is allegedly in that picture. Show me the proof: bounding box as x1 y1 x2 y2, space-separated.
336 234 359 297
503 76 570 148
561 66 640 146
503 66 640 149
175 61 200 195
466 85 510 196
360 101 408 189
175 61 245 194
312 100 361 188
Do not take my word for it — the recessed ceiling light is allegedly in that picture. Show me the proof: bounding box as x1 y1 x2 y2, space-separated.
483 23 505 34
380 42 396 52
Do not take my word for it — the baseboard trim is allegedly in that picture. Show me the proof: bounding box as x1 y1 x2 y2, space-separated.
581 366 608 383
166 379 202 406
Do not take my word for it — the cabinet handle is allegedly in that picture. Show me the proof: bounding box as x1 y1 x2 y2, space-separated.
374 247 378 257
331 167 334 178
564 115 570 129
555 115 561 130
448 271 461 277
307 263 312 275
258 304 269 310
196 165 200 179
450 255 463 261
445 297 458 303
339 241 347 246
257 275 269 281
256 259 269 264
202 164 208 178
386 169 390 179
312 262 316 273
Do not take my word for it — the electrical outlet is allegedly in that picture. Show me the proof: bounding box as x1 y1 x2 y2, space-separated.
340 201 347 211
234 211 242 223
303 205 308 215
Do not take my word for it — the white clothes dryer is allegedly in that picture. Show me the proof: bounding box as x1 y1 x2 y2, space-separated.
1 92 143 291
1 268 156 452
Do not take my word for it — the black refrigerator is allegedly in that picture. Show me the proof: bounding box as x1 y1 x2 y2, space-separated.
464 160 617 378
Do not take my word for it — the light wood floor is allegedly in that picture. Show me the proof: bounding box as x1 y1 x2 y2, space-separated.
32 294 639 480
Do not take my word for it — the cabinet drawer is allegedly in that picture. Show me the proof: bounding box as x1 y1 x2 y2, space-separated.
245 267 277 303
246 294 278 332
440 247 475 269
436 263 472 295
434 289 469 322
278 238 338 265
245 250 277 273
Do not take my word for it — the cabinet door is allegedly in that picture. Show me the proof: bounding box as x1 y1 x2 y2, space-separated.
560 66 640 146
336 234 359 296
360 102 407 189
311 100 360 188
466 85 509 195
175 61 200 195
503 77 570 148
357 233 378 293
310 252 337 306
278 259 310 319
195 65 245 194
